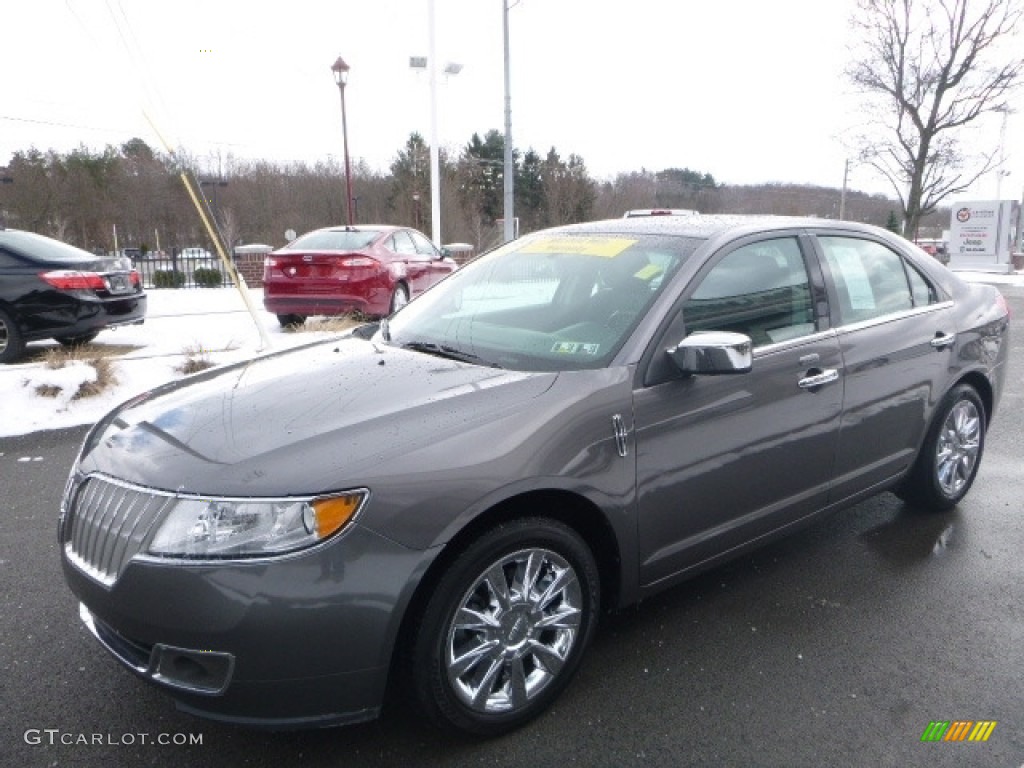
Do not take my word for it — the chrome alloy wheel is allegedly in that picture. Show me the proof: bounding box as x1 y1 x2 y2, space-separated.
444 547 583 714
935 398 981 498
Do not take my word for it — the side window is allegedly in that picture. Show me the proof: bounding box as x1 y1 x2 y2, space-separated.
0 248 24 267
390 231 416 255
818 237 916 323
408 230 438 257
906 261 939 307
682 237 815 346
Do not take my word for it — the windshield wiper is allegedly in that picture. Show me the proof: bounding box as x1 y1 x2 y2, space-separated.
400 341 502 368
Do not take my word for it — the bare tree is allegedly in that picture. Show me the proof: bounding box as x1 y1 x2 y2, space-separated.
847 0 1023 237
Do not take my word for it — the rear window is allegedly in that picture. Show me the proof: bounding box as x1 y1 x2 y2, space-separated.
284 230 380 251
0 231 97 265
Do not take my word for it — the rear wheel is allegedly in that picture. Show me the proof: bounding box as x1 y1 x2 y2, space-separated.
898 384 986 511
412 518 600 736
389 283 409 314
0 308 26 364
276 314 306 328
55 331 100 347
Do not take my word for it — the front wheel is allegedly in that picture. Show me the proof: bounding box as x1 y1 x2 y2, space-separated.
412 518 600 736
897 384 986 511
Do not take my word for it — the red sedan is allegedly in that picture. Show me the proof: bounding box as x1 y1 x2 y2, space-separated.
262 225 457 326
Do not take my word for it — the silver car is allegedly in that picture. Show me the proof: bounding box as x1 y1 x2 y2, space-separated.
60 215 1010 735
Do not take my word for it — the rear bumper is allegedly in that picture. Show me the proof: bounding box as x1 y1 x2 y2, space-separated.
263 294 379 317
20 293 147 342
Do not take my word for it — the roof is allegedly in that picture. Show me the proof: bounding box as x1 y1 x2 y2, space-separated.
547 214 890 242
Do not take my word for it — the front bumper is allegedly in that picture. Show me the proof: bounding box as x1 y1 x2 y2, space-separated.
61 519 426 728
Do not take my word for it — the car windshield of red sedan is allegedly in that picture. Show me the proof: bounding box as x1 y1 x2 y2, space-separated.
283 230 379 251
385 232 701 371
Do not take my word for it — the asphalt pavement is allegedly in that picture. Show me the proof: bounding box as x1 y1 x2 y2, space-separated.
1 284 1022 768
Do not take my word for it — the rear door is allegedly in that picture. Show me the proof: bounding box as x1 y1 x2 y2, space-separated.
389 230 430 295
634 234 844 586
812 233 956 502
408 229 454 289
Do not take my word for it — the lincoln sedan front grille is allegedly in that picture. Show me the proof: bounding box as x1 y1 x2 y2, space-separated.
64 475 174 586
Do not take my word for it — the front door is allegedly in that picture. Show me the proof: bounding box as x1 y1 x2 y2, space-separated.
633 235 844 587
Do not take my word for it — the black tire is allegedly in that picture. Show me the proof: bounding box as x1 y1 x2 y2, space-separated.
897 384 986 512
0 308 26 364
411 518 600 737
55 331 100 347
389 283 409 314
276 314 306 328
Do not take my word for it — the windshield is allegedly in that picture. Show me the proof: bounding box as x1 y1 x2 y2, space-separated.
285 230 380 251
385 232 700 371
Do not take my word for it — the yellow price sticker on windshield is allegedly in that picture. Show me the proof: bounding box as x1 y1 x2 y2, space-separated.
518 237 637 258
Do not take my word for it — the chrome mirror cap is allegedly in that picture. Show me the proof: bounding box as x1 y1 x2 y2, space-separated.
668 331 753 375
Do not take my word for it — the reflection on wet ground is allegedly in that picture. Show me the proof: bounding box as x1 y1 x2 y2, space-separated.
858 503 961 565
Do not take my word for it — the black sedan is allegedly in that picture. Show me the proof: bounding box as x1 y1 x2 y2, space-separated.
0 228 146 363
59 215 1009 736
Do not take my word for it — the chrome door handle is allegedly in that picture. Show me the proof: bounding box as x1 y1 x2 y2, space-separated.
930 333 956 349
798 369 839 389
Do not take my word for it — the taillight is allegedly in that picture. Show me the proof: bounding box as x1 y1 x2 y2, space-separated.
40 270 106 290
337 256 377 268
130 270 141 286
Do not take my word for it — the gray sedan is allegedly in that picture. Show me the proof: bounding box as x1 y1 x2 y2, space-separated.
59 215 1010 736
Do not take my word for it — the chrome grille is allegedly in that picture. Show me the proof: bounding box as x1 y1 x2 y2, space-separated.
65 475 174 586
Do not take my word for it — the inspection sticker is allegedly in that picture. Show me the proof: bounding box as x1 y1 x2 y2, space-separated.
517 237 637 258
551 342 601 355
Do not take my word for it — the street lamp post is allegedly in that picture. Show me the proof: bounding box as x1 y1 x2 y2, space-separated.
409 54 462 246
331 56 356 226
502 0 515 243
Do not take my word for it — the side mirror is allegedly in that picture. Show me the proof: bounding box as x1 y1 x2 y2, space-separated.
439 246 451 259
667 331 752 375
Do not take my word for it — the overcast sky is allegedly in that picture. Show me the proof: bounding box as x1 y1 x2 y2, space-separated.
2 0 1021 201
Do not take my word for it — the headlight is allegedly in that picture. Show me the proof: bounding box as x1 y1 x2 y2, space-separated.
147 490 367 559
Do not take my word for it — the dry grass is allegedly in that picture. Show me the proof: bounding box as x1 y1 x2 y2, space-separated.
35 346 119 400
175 344 216 375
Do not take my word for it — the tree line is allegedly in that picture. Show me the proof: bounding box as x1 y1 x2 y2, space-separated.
0 131 941 258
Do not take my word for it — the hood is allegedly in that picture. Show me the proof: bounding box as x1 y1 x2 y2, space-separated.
79 336 556 496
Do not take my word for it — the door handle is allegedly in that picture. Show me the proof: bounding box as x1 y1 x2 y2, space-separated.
798 369 839 389
930 333 955 349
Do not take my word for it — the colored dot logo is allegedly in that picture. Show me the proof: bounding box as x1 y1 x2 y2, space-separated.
921 720 996 742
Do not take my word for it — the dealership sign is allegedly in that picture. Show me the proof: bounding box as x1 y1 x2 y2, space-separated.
949 200 1017 263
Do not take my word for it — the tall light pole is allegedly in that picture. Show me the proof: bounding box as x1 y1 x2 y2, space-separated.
502 0 515 242
331 56 355 226
839 158 849 220
994 105 1013 200
409 48 462 246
